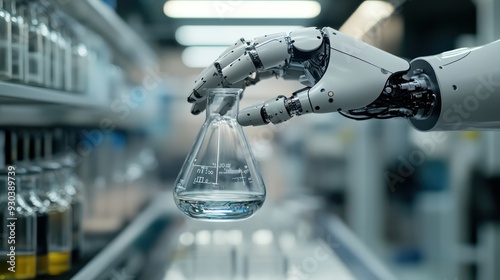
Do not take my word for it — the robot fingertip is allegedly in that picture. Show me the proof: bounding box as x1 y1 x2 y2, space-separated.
187 96 196 103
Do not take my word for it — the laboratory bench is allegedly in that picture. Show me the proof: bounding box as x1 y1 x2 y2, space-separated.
69 191 398 280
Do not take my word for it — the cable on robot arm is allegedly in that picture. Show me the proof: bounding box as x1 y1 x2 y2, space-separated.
337 72 437 121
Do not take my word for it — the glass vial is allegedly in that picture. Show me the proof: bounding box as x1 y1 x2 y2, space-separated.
39 162 72 275
0 167 37 280
173 88 266 221
6 0 24 81
0 0 12 80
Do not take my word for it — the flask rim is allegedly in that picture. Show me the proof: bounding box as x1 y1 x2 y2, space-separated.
203 88 243 95
205 88 243 117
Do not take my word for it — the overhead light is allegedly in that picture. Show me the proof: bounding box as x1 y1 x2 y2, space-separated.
182 46 228 68
164 1 321 19
339 1 394 39
176 25 303 46
252 229 274 245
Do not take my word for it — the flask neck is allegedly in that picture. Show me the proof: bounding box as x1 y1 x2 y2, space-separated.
206 91 240 119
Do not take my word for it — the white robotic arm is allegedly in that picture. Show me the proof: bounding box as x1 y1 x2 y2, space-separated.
187 27 500 131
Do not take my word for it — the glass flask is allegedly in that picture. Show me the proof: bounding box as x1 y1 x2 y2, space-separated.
0 0 12 80
173 88 266 221
39 162 72 275
0 167 37 280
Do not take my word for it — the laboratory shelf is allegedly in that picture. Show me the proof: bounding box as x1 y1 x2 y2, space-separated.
0 81 102 108
0 80 160 127
54 0 157 76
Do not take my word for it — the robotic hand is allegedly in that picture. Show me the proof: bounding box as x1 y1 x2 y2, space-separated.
187 27 500 131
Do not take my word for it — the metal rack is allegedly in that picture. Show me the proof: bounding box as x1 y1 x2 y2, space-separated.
0 0 156 108
0 82 102 107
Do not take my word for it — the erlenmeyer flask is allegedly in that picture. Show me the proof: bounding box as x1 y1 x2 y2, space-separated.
174 88 266 221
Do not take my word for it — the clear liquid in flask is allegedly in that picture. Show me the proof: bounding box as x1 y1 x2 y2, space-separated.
173 88 266 221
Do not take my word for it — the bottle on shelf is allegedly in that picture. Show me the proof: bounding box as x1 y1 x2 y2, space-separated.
53 128 85 262
0 131 37 280
59 158 85 262
48 7 63 89
36 131 72 275
33 2 52 88
18 130 50 276
61 26 72 92
18 165 50 278
0 168 38 280
0 0 12 80
39 161 72 275
70 28 88 93
6 0 25 81
24 1 44 85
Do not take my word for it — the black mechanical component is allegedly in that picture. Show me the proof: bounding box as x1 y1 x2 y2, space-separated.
338 72 436 121
288 34 330 83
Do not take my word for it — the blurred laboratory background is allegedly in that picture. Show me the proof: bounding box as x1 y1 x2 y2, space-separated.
0 0 499 279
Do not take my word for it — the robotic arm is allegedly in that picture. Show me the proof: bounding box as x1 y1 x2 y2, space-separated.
187 27 500 131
